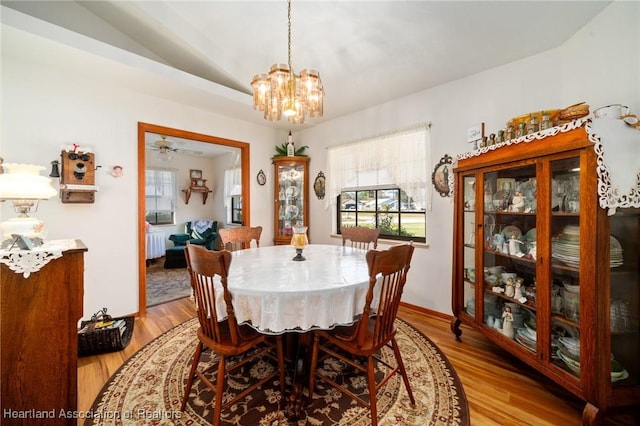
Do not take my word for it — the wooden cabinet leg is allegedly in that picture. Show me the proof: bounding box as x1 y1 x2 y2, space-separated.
582 402 602 425
451 317 463 341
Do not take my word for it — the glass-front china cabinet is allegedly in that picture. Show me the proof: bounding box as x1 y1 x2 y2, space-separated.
452 121 639 423
272 156 310 245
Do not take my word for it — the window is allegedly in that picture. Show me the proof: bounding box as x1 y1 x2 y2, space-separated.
328 125 431 243
231 196 243 224
338 188 426 242
145 169 177 225
224 167 242 224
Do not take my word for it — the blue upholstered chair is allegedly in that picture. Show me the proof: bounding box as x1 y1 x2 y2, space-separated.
169 220 218 250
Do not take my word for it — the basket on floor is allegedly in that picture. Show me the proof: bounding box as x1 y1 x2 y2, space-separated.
78 308 135 357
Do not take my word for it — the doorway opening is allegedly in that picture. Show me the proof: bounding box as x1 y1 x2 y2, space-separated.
137 122 250 316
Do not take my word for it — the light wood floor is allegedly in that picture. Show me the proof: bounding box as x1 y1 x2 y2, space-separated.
78 298 637 425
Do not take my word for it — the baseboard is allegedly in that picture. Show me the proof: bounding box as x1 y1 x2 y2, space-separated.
400 301 453 321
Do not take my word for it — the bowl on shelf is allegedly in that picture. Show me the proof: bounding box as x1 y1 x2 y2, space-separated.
487 266 504 275
557 350 581 375
558 337 580 358
562 282 580 293
485 275 498 286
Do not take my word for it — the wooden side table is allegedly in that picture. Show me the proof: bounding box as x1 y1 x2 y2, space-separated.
1 240 87 425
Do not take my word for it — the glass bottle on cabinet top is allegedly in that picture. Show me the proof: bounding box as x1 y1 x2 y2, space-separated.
272 156 310 245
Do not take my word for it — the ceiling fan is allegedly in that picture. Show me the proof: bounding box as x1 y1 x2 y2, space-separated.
147 136 203 161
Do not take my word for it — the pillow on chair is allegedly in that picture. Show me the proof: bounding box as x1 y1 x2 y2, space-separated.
186 220 218 250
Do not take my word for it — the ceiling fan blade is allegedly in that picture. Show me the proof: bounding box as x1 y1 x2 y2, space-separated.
180 148 204 156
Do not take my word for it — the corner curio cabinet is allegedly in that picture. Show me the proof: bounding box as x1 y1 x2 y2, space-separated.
451 121 639 423
273 155 310 245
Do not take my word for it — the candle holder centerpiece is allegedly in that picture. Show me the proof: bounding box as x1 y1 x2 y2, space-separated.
291 225 308 261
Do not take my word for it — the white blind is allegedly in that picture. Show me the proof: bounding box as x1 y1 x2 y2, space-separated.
327 125 431 210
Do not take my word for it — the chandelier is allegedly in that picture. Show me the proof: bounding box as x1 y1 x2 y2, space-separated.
250 0 323 124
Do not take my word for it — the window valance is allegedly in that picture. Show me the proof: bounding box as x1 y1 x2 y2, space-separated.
326 125 431 210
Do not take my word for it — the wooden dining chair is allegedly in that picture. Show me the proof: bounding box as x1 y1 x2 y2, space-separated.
218 225 262 252
307 243 416 426
340 226 380 250
181 244 285 426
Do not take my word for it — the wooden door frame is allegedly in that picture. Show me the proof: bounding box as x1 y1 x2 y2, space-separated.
137 122 250 316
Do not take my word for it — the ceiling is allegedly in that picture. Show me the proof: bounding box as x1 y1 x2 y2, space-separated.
3 0 610 133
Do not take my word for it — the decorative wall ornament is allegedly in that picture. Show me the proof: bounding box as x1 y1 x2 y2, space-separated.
256 169 266 186
313 171 326 199
111 165 123 177
432 155 453 197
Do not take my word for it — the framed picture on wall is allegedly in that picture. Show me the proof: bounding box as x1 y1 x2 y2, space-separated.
432 154 453 197
190 169 202 179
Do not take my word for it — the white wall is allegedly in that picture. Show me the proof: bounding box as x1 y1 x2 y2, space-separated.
0 25 280 318
298 1 639 315
1 2 637 319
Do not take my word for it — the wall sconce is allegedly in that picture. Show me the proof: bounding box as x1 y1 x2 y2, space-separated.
0 163 57 243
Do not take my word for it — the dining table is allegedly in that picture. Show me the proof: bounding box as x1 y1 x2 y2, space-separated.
218 244 372 418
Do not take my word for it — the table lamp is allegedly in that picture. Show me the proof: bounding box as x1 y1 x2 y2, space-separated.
291 225 308 261
0 163 58 242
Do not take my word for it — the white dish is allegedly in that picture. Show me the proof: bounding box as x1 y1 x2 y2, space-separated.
285 186 299 198
285 205 299 217
611 369 629 383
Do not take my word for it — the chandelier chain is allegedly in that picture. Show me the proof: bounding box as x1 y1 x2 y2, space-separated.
287 0 292 72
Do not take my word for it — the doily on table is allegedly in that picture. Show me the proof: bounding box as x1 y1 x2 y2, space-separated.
0 239 78 278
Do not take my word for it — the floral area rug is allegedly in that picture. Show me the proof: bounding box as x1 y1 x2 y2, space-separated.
146 260 191 307
86 318 469 425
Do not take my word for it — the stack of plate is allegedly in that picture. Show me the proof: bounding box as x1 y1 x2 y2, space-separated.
515 321 537 352
610 236 624 267
552 226 623 268
516 330 536 352
556 345 630 383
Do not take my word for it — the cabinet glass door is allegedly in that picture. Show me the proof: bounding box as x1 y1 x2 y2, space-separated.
276 163 306 237
549 157 581 377
462 175 476 318
609 207 639 388
482 165 537 350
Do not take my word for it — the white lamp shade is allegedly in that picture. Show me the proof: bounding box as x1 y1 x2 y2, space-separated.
0 163 57 241
0 163 57 200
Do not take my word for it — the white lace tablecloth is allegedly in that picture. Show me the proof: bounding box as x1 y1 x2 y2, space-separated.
214 244 371 334
146 229 166 260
